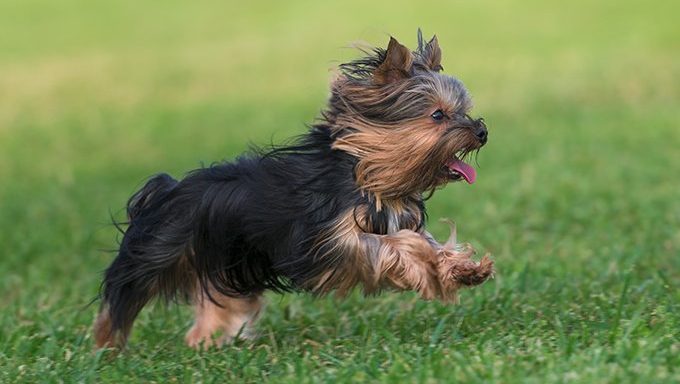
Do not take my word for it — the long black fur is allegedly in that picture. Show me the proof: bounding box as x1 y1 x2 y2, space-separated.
99 124 425 336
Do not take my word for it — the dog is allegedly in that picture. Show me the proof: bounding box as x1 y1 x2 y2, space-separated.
94 30 493 349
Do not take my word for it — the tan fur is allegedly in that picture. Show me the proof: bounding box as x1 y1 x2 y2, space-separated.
306 207 493 301
305 205 372 295
185 289 264 349
369 229 442 299
93 306 121 349
333 119 477 204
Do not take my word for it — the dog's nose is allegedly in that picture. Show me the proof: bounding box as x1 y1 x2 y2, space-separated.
474 126 488 145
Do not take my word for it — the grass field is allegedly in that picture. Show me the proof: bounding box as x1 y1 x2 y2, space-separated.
1 0 679 382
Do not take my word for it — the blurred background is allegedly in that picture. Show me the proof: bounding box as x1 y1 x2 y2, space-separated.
1 0 678 381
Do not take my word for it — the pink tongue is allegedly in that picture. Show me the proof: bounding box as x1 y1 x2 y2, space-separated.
447 159 477 184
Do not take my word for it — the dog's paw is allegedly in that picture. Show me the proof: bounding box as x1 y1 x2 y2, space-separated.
446 253 494 286
437 249 494 294
185 326 220 350
185 324 255 350
437 219 493 287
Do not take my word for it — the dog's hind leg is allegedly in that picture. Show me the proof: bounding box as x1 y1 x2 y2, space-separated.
93 304 128 349
185 288 264 349
94 259 157 349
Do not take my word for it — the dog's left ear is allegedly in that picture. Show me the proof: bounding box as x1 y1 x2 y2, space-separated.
417 29 443 72
373 37 413 85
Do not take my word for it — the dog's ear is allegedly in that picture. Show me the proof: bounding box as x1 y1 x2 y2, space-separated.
422 35 442 71
417 29 443 72
373 37 413 85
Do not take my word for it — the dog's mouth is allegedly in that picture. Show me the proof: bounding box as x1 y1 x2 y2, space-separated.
444 153 476 184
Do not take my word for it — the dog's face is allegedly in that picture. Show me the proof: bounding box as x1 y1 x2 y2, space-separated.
329 31 487 201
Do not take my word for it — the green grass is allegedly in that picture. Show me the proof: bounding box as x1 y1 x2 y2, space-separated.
1 0 679 382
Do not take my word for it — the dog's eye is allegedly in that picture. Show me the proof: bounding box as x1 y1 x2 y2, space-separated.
431 109 446 122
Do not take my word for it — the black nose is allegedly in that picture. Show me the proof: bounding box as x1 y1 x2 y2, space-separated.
474 126 488 145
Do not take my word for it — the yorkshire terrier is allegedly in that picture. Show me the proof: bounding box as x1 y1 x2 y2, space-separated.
94 30 493 349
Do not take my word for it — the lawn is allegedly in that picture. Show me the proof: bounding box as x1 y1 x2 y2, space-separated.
1 0 678 382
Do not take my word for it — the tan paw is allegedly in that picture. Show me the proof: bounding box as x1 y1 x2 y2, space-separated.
185 326 221 350
447 254 494 286
437 251 494 297
185 325 254 349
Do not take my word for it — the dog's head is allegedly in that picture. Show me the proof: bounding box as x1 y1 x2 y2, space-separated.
327 30 487 202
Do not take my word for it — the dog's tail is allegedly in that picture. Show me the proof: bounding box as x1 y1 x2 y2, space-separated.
94 173 191 348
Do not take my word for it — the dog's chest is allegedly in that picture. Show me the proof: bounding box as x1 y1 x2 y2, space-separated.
365 199 424 235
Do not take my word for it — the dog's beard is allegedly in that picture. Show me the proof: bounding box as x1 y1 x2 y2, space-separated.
332 118 481 202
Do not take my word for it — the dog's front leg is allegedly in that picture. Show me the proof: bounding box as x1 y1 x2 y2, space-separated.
360 229 493 301
360 229 442 299
422 224 494 302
